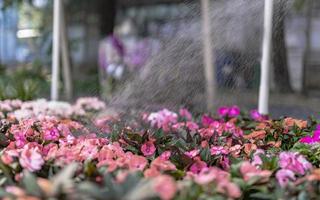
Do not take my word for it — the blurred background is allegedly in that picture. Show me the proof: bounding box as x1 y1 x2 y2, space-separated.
0 0 319 118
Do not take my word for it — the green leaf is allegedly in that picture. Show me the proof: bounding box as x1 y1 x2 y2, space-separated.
22 170 43 197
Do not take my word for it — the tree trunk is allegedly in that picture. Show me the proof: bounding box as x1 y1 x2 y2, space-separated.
97 0 117 36
272 0 293 93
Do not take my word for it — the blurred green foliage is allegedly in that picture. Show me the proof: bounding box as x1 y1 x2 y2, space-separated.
0 62 50 100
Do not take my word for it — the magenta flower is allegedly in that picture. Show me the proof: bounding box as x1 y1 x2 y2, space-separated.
19 144 44 172
300 130 320 144
218 106 229 117
218 106 240 118
276 169 296 187
141 141 156 156
279 152 312 175
201 115 214 127
250 109 268 121
228 106 240 117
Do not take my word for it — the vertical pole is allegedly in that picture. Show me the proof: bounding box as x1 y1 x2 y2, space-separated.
51 0 61 101
302 0 313 94
60 1 73 101
201 0 216 111
258 0 274 115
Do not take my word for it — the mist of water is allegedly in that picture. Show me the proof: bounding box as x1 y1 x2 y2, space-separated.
107 0 293 114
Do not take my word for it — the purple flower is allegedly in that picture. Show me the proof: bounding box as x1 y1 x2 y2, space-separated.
276 169 296 187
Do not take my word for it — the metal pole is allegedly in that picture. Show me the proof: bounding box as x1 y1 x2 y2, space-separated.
51 0 61 100
258 0 274 115
201 0 216 111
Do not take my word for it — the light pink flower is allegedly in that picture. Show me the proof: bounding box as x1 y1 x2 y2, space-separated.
240 161 272 183
153 175 177 200
148 109 178 132
192 167 218 185
179 108 192 121
141 141 156 156
276 169 296 187
19 144 44 172
279 152 312 175
210 146 228 156
186 121 199 132
190 158 207 174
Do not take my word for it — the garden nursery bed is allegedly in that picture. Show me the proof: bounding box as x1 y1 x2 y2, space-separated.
0 98 319 200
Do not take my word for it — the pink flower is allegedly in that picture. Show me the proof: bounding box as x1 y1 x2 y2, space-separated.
186 121 199 132
13 131 27 148
279 152 312 175
43 127 60 141
141 141 156 156
220 156 230 170
240 161 272 183
160 151 171 160
190 158 207 174
19 144 44 172
276 169 296 187
128 155 148 171
201 115 214 127
251 149 265 166
216 180 242 199
210 146 228 156
148 109 178 132
218 106 229 117
192 167 218 185
153 175 177 200
228 106 240 117
185 149 200 158
179 108 192 121
199 128 214 139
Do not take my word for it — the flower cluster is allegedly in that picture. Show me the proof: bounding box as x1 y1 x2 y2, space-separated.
0 102 319 200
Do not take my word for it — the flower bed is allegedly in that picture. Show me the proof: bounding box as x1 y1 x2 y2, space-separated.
0 100 319 200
